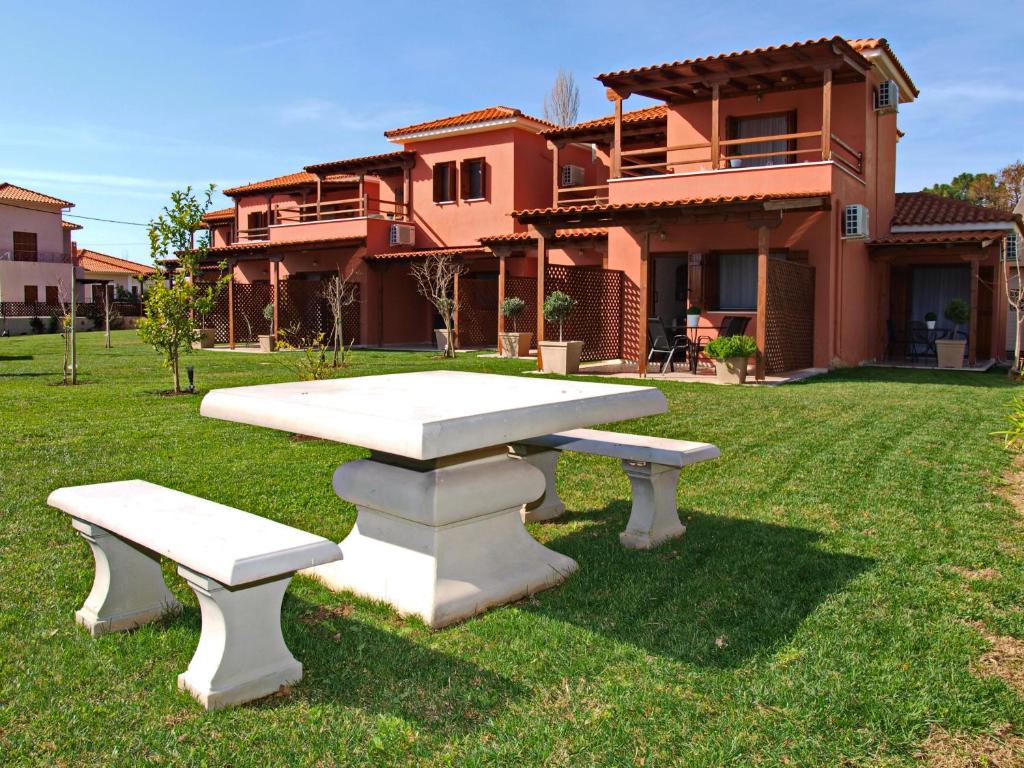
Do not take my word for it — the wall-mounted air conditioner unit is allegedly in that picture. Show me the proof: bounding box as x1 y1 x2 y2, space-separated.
874 80 899 113
560 164 586 187
842 204 869 239
389 223 415 246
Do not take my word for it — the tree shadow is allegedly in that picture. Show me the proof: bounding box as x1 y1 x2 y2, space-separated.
274 594 525 729
793 366 1013 389
0 371 51 378
525 503 872 667
0 355 33 361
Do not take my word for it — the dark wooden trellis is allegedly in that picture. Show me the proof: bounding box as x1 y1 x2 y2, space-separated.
457 276 498 348
764 260 815 374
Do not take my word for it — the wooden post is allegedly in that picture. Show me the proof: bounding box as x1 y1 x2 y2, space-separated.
609 90 624 178
403 166 412 222
266 194 272 231
969 258 979 365
316 177 322 220
821 68 833 161
710 82 721 170
550 142 561 206
271 257 280 337
755 225 770 381
227 262 235 349
453 268 460 350
638 229 650 377
496 249 507 336
532 226 550 370
70 243 77 385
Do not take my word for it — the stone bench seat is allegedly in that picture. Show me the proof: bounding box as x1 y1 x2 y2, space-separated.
512 428 721 549
48 479 342 710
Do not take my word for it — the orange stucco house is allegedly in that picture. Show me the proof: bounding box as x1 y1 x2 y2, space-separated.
200 36 1023 375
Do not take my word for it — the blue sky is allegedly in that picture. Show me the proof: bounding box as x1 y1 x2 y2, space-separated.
3 1 1021 264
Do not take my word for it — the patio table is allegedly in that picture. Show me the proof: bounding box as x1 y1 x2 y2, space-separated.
200 371 667 628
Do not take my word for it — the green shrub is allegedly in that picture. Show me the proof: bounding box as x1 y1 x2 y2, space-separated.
995 392 1024 451
47 314 60 333
687 306 701 315
944 298 969 335
501 297 526 332
28 317 44 334
704 334 757 360
543 291 574 342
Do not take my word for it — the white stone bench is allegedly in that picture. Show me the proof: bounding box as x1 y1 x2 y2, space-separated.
47 479 342 710
511 429 721 549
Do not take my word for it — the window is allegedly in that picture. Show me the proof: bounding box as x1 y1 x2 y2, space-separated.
45 286 59 304
432 161 456 203
460 158 486 200
24 285 39 303
246 211 268 231
13 231 38 261
727 112 796 168
716 253 758 310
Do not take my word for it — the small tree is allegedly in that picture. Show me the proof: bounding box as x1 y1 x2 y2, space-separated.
411 253 465 358
138 185 227 393
543 69 581 127
501 296 526 333
323 267 359 367
543 291 575 342
1002 235 1024 373
944 298 970 339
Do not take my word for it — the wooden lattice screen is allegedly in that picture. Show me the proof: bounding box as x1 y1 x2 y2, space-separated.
504 265 625 362
764 260 815 374
458 276 497 347
0 300 140 319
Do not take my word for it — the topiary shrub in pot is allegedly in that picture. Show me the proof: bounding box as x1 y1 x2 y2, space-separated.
499 296 531 358
258 303 276 352
539 291 582 374
924 311 937 330
936 298 969 369
704 334 757 384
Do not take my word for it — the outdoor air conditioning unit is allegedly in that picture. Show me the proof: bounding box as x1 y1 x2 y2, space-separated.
874 80 899 113
842 204 870 239
560 164 586 187
389 223 415 247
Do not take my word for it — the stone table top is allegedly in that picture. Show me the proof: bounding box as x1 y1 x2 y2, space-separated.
200 370 667 460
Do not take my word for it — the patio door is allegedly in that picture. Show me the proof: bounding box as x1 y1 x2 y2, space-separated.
650 253 688 327
910 266 970 332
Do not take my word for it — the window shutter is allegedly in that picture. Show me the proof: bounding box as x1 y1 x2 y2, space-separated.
24 285 38 303
480 160 488 200
702 252 720 310
460 161 470 200
688 253 703 308
447 163 457 201
433 165 443 202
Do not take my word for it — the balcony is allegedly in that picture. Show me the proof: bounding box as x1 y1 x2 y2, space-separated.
233 197 411 245
0 249 72 264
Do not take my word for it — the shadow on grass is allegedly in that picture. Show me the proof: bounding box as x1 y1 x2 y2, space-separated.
793 365 1014 389
528 503 872 667
0 355 33 361
0 371 52 378
278 595 525 728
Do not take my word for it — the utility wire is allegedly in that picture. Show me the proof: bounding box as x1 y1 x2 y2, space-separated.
64 213 149 227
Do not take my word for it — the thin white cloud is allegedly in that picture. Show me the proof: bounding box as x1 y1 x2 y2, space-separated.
228 31 325 54
925 82 1024 105
0 168 245 203
274 98 431 132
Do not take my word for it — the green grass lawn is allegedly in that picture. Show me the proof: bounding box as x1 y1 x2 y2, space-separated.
2 330 1023 766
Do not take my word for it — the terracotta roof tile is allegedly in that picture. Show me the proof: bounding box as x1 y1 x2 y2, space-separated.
385 107 555 139
869 230 1009 246
479 228 609 244
305 150 417 175
542 106 667 139
203 207 235 222
62 220 83 231
514 191 830 219
892 192 1016 226
222 172 319 196
75 249 157 275
847 38 918 97
0 182 73 208
366 245 490 261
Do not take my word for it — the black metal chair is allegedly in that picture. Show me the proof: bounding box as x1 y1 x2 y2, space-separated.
907 321 933 361
647 316 688 373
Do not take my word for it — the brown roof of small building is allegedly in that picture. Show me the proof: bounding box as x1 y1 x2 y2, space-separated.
869 230 1009 246
892 192 1017 226
514 191 829 219
0 182 73 209
365 245 490 261
76 249 157 275
384 106 554 139
62 220 83 231
203 207 235 222
305 150 417 176
479 228 608 244
542 106 667 140
222 172 319 196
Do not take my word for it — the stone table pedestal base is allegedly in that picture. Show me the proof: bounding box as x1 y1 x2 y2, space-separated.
305 449 578 629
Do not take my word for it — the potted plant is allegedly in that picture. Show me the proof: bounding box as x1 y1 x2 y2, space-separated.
704 334 757 384
687 305 701 329
936 298 969 369
924 311 937 331
434 326 453 354
192 308 216 349
258 303 276 353
499 296 531 358
539 291 582 374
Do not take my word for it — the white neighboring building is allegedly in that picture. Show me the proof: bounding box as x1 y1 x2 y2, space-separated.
75 249 157 301
1007 198 1024 359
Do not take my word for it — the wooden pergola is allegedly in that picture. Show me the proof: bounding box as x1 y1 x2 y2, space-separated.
514 193 830 377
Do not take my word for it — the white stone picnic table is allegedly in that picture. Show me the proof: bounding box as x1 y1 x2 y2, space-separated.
200 370 667 628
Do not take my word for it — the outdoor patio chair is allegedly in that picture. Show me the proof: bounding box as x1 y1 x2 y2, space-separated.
885 319 909 361
647 317 689 373
907 321 933 361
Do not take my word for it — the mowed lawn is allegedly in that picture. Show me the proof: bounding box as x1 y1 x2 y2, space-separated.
2 330 1023 767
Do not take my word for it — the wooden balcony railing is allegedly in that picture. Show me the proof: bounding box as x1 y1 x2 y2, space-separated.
235 227 269 242
272 197 410 225
555 184 610 208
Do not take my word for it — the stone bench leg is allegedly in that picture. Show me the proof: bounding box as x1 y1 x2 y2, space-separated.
618 460 685 550
71 519 181 638
509 444 565 522
177 567 302 710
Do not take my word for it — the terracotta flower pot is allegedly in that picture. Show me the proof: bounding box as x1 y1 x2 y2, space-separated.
713 356 750 384
499 331 532 358
539 340 583 374
935 338 966 369
192 327 215 349
258 334 276 353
